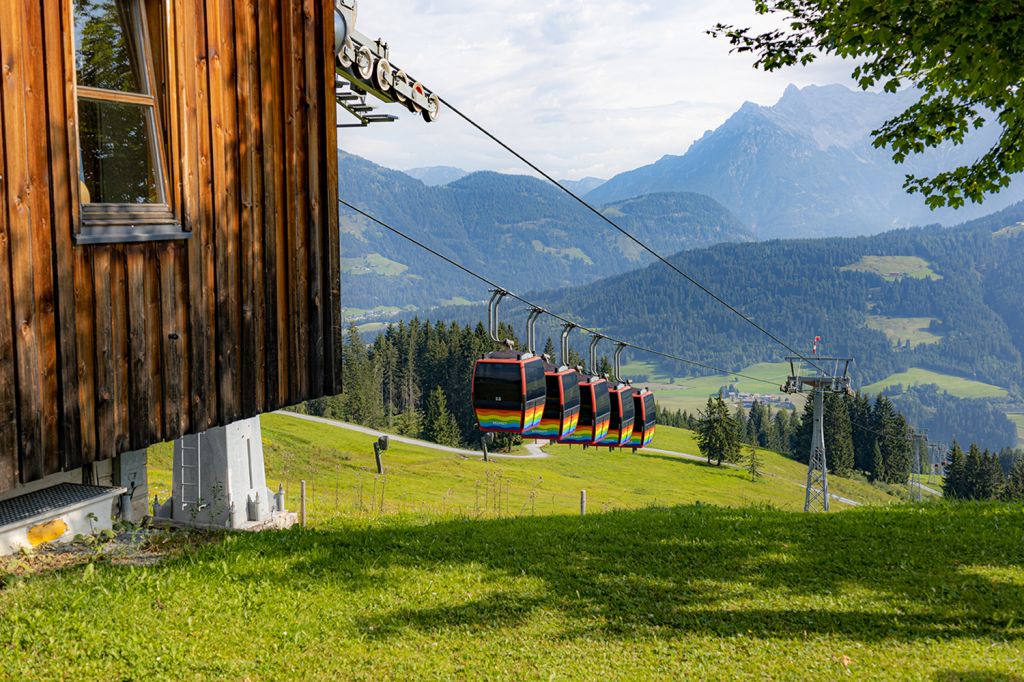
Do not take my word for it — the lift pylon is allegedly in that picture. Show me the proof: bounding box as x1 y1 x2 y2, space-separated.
782 355 853 513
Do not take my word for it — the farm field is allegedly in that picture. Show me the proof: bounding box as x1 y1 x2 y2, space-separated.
2 503 1022 679
840 255 942 281
149 415 899 520
862 368 1009 399
866 315 943 348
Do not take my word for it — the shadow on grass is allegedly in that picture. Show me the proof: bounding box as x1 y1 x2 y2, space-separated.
934 672 1024 682
175 503 1024 643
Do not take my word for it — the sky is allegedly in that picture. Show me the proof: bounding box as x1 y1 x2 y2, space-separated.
340 0 856 181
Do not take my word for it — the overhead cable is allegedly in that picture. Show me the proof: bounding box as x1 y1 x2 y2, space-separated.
340 198 781 389
438 96 827 375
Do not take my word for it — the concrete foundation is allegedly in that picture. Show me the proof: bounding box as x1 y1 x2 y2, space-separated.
156 417 291 530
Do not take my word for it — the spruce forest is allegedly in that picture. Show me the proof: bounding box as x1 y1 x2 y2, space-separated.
305 321 1024 500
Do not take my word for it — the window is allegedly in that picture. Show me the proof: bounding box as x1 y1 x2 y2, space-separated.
73 0 182 243
473 362 523 409
560 372 580 412
593 383 610 422
524 359 546 403
643 394 656 429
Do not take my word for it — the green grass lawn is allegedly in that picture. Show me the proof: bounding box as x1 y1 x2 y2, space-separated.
866 315 943 348
840 255 942 281
341 252 411 277
862 368 1009 399
2 504 1022 679
149 416 900 522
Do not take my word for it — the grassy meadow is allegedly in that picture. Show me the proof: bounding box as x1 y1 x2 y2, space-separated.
840 255 942 281
862 368 1009 399
866 315 944 348
149 414 899 521
2 502 1022 679
10 414 1023 681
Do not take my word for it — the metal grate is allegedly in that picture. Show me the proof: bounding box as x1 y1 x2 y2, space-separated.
0 484 120 528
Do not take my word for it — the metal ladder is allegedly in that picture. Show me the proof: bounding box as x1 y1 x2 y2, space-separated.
179 435 202 511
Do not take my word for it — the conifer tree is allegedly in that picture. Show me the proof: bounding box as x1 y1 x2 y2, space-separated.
872 396 912 484
790 400 814 465
734 405 750 444
697 393 740 466
977 450 1005 501
543 337 556 360
771 410 791 454
870 440 884 483
1003 455 1024 502
849 393 875 473
964 444 985 500
424 386 461 448
943 442 967 499
747 444 763 481
824 393 855 476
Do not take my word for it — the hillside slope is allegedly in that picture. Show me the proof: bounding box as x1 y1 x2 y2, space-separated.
523 204 1024 394
339 152 752 311
4 466 1022 679
587 84 1024 239
147 415 900 517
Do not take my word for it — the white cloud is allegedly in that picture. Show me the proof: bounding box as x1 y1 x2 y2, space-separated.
341 0 856 179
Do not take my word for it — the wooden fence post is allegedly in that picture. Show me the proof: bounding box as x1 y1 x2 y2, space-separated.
300 480 307 527
580 490 586 516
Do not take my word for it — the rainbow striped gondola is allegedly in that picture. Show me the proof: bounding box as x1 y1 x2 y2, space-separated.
524 365 581 441
626 389 657 450
557 375 611 445
598 384 636 448
473 352 546 434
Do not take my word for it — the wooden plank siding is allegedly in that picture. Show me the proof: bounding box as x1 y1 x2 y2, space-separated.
0 0 341 493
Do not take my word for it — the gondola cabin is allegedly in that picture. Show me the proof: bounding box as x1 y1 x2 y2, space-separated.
626 388 657 450
524 363 580 441
472 352 546 434
598 383 636 448
557 373 610 445
0 0 342 533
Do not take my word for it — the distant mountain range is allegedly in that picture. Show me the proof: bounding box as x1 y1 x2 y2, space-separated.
587 84 1024 239
340 152 751 311
403 166 607 195
560 177 606 195
404 166 468 186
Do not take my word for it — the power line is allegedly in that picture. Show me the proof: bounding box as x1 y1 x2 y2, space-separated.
439 96 827 375
340 198 781 389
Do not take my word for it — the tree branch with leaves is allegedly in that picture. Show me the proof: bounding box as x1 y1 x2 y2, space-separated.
710 0 1024 208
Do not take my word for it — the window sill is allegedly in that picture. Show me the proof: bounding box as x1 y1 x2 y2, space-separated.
73 226 191 246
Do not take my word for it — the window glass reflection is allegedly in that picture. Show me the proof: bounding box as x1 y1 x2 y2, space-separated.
74 0 146 94
78 99 162 204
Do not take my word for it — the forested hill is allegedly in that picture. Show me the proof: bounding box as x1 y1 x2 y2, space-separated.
423 203 1024 400
339 152 752 311
536 203 1024 390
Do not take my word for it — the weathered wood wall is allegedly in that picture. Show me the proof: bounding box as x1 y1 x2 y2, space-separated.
0 0 341 493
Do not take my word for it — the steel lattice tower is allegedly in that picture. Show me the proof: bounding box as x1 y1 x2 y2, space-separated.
804 387 829 512
783 356 853 513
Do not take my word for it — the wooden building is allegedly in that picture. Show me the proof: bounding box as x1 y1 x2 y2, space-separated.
0 0 342 495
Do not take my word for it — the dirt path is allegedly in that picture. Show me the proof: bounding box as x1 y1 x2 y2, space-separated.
277 412 550 459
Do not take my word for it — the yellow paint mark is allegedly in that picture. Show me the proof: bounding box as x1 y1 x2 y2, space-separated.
27 519 68 547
